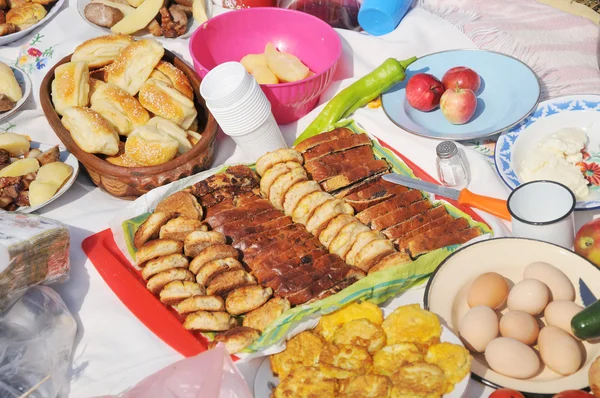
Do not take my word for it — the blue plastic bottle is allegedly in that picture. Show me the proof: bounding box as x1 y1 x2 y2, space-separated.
358 0 413 36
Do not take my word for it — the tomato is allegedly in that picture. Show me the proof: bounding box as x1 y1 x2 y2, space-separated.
489 388 525 398
552 391 594 398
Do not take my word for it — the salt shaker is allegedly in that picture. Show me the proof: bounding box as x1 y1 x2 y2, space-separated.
436 141 469 189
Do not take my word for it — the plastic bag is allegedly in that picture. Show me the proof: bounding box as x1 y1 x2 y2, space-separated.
0 285 77 398
95 345 253 398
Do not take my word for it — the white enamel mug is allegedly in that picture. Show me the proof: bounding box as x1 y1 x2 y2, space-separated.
507 180 576 249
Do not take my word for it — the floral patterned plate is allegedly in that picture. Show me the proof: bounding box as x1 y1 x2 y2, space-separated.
495 94 600 210
0 60 32 123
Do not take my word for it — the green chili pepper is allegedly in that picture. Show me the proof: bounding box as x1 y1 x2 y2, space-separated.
294 56 417 146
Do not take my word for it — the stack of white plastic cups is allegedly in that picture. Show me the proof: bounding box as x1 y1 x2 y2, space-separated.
200 62 287 163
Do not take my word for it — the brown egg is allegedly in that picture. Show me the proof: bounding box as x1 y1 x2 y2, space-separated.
499 310 540 345
467 272 510 309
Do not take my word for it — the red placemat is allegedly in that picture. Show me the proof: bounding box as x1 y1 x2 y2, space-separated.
83 138 490 358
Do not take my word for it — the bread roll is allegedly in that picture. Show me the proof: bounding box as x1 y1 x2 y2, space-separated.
0 62 22 103
124 125 178 166
138 78 197 129
60 107 119 155
51 62 90 116
91 82 149 135
106 39 164 96
88 78 106 101
72 34 134 69
154 61 193 100
145 116 192 154
6 3 46 29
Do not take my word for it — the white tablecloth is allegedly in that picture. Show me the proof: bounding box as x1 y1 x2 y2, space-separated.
0 2 597 397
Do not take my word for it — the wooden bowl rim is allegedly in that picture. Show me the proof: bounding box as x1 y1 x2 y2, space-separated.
40 49 219 178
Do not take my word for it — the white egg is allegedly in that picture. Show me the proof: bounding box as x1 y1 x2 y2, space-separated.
499 311 539 345
544 300 584 336
523 262 575 301
507 279 550 315
459 306 499 353
485 337 541 379
538 326 583 376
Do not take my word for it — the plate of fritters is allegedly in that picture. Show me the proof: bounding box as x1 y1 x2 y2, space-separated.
77 0 202 39
0 0 66 46
0 59 31 123
255 302 471 398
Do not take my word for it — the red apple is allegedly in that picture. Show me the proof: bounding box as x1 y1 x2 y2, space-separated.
440 87 477 124
405 73 445 112
442 66 481 92
489 388 525 398
575 218 600 268
552 391 594 398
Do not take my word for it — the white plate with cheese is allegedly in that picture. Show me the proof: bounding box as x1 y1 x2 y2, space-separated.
0 60 32 124
76 0 205 40
495 94 600 210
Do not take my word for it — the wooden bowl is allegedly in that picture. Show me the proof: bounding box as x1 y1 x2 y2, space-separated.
40 49 219 199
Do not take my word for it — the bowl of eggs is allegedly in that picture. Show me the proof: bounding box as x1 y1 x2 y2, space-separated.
424 237 600 396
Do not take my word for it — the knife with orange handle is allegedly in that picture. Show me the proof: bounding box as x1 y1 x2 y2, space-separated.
381 173 511 221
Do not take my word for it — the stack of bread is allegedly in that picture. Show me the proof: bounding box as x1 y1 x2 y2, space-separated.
0 0 56 37
0 61 22 112
83 0 207 38
52 35 203 168
132 190 291 354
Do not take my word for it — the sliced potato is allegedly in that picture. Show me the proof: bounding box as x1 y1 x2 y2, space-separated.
25 149 42 158
126 0 145 7
0 133 30 157
35 162 73 186
240 53 268 74
111 0 163 34
252 65 279 85
192 0 207 24
29 181 58 207
264 43 309 83
0 158 39 177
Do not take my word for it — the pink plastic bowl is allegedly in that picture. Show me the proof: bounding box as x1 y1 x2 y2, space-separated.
189 8 342 125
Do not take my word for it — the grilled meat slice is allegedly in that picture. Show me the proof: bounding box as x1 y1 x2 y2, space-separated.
407 226 482 258
370 199 433 231
303 134 372 162
321 159 390 192
295 127 355 153
356 190 424 225
382 205 448 240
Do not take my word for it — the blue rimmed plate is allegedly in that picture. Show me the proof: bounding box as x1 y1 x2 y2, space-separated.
495 94 600 210
381 49 541 141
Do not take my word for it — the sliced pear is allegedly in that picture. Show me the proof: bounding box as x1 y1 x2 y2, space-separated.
240 53 268 74
264 43 309 83
0 133 30 156
111 0 163 34
29 181 59 207
192 0 207 24
0 158 39 177
252 65 279 85
35 162 73 186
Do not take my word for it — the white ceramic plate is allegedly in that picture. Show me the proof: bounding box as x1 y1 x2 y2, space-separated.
9 143 80 213
424 237 600 396
495 94 600 210
77 0 201 39
253 324 470 398
0 0 66 46
0 61 32 123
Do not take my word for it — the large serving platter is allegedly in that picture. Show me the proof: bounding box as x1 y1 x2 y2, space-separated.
85 129 500 358
382 49 541 141
495 94 600 210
